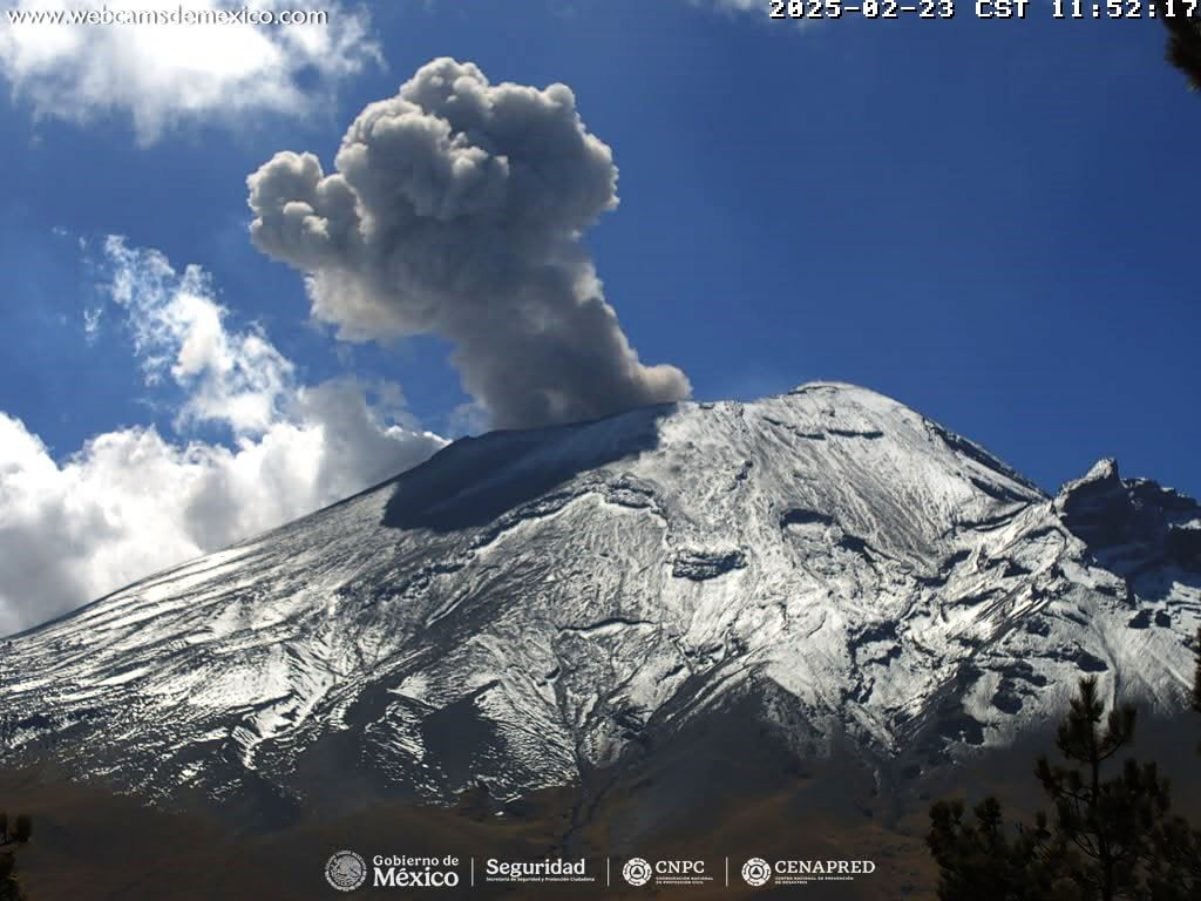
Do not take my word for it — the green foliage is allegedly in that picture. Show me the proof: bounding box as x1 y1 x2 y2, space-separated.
1033 678 1158 898
1145 814 1201 899
1154 2 1201 91
927 676 1201 900
927 797 1059 899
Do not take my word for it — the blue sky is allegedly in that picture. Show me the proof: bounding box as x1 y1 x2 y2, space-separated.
1 0 1199 630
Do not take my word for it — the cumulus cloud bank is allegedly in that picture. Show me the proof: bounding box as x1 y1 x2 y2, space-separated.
0 238 444 636
0 0 378 143
247 57 690 430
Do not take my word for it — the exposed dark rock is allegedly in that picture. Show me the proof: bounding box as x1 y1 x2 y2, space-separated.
671 550 747 581
780 508 835 528
1056 458 1201 573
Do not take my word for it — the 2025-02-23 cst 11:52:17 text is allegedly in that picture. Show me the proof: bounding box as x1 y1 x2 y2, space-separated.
769 0 1198 19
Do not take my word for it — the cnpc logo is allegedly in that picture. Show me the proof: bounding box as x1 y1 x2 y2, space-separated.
622 858 653 887
621 856 707 886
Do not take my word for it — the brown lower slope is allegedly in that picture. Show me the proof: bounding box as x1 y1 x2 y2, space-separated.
0 768 929 901
1 711 1198 900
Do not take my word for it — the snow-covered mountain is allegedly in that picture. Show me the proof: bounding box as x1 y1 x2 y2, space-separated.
0 382 1197 819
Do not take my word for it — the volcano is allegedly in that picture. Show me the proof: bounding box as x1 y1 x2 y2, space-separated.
1 383 1197 840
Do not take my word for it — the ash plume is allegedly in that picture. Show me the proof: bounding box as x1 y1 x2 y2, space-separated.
248 57 690 430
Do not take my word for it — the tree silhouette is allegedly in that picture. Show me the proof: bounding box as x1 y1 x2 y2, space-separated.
927 796 1059 899
1153 2 1201 91
928 673 1201 899
1032 678 1165 899
1149 628 1201 896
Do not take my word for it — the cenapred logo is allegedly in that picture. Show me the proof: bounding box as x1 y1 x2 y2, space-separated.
742 856 876 887
741 857 772 887
622 857 653 887
325 850 368 892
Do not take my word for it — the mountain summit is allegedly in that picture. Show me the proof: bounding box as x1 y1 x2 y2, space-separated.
1 383 1197 821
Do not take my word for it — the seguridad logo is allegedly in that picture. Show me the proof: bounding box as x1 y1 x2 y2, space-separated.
621 856 713 887
483 858 596 884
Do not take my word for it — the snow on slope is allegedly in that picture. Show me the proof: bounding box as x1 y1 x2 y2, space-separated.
0 383 1197 812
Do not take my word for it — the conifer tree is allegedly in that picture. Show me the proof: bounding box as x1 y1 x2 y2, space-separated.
1147 628 1201 897
1151 1 1201 90
927 796 1057 900
1032 677 1166 899
928 674 1201 899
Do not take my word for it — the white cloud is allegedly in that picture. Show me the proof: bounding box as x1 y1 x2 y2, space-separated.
104 236 296 434
0 238 445 636
0 0 380 143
